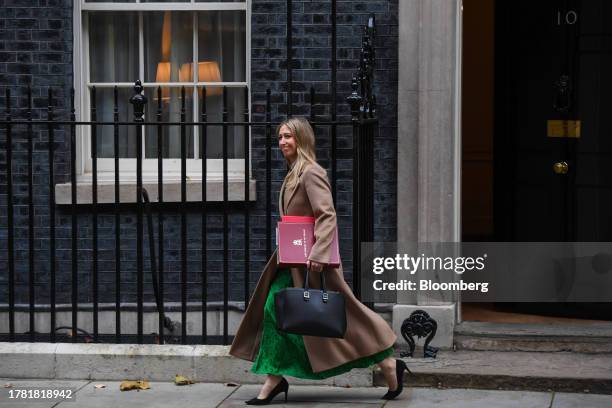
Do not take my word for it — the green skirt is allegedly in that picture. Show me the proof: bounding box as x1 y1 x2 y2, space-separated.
250 268 394 379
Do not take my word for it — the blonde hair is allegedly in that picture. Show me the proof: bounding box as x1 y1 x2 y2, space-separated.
277 117 317 192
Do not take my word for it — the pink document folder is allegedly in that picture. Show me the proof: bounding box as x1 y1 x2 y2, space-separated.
277 216 340 268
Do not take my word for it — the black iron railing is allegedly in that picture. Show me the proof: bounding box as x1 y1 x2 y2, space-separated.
0 14 378 345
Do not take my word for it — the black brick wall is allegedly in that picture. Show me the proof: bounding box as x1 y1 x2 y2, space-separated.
0 0 398 307
250 0 399 267
0 0 76 305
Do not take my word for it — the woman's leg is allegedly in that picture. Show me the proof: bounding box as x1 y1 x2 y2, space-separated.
377 357 398 391
257 374 284 399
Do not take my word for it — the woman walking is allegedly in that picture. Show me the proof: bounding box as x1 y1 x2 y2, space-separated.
229 117 409 404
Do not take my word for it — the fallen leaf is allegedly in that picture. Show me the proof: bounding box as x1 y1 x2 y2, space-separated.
94 384 106 389
120 380 150 391
3 383 13 388
174 375 194 386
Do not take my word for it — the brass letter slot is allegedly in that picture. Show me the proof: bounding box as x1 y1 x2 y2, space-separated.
547 120 581 138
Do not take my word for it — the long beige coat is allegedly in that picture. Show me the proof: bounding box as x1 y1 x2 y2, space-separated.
229 161 397 373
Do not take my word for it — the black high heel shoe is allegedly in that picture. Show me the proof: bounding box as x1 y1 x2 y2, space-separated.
382 359 412 400
245 377 289 405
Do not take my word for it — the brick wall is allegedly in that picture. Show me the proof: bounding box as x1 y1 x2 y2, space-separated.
250 0 399 279
0 0 75 304
0 0 398 306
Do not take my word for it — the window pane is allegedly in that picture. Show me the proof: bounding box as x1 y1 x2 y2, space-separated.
199 86 245 159
93 87 137 159
144 11 193 84
144 87 194 159
89 12 138 83
198 11 246 82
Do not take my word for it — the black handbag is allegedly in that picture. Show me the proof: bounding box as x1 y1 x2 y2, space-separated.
274 267 347 338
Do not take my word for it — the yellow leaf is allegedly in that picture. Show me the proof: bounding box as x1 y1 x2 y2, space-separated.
120 380 150 391
174 375 194 386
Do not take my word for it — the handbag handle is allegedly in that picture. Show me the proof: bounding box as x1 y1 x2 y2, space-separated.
302 265 328 302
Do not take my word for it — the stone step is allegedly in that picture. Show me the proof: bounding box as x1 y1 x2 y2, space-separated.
453 321 612 353
374 350 612 394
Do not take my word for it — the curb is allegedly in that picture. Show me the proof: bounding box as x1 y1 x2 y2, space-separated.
374 371 612 395
0 343 373 387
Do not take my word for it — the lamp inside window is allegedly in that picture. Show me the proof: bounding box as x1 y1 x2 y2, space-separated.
179 62 222 96
154 11 222 100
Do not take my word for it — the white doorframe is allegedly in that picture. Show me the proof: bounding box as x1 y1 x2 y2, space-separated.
454 0 464 324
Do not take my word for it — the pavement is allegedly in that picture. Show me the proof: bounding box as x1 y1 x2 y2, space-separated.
1 379 612 408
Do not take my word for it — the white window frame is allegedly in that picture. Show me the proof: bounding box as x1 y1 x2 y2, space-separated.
73 1 252 185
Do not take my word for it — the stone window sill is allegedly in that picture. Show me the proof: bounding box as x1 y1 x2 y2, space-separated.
55 174 257 205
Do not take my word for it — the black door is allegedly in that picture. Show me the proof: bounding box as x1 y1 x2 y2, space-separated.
495 0 612 319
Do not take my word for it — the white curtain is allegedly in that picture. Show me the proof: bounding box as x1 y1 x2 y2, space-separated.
88 9 246 160
89 11 138 158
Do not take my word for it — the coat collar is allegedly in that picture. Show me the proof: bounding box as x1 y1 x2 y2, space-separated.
280 163 309 216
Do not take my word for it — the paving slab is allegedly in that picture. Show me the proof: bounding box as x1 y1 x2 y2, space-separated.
552 392 612 408
385 387 553 408
219 384 386 407
0 379 89 408
4 379 612 408
56 381 236 408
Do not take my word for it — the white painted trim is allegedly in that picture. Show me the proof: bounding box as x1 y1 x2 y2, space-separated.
83 11 92 174
73 0 85 176
246 0 252 177
81 3 247 12
55 178 258 204
454 0 463 243
453 0 464 324
76 2 251 179
193 11 199 158
92 159 247 182
94 158 246 173
87 82 248 88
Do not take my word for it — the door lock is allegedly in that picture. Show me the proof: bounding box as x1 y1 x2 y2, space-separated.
553 161 569 174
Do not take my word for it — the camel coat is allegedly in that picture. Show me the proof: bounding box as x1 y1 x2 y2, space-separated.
229 161 397 373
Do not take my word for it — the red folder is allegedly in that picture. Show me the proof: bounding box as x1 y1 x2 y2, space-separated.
277 216 340 268
281 215 316 223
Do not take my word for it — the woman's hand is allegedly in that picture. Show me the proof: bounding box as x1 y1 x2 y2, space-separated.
307 260 325 273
